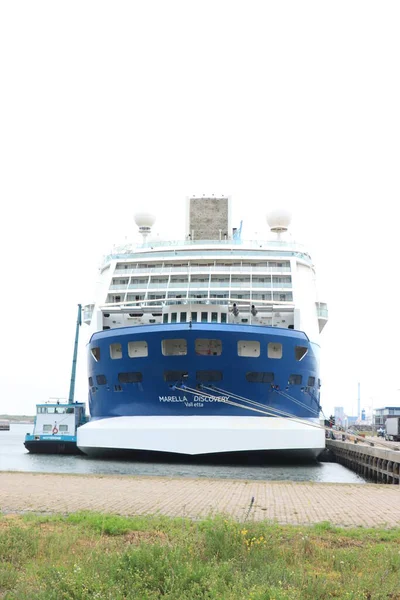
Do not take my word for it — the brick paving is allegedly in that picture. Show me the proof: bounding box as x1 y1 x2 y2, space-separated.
1 472 399 527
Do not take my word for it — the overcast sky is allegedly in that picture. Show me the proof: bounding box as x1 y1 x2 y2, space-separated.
1 1 399 418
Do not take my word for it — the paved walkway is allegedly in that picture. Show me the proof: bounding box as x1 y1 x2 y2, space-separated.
1 472 399 528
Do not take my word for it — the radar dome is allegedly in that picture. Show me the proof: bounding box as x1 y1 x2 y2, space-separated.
134 212 156 228
266 208 292 233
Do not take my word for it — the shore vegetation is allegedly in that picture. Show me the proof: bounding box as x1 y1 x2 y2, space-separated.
0 512 399 599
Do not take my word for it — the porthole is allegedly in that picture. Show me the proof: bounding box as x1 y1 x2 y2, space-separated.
295 346 308 361
268 342 282 359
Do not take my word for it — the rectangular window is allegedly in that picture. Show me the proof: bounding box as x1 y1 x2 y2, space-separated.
163 314 168 323
118 372 143 383
221 313 227 323
211 312 218 323
201 312 208 323
59 425 68 432
191 312 197 322
295 346 308 361
268 342 282 359
96 374 107 385
237 340 260 357
180 312 187 323
128 341 148 358
196 370 223 382
164 371 188 382
288 374 302 385
307 376 315 387
171 313 177 323
195 339 222 356
110 343 123 359
88 377 93 387
43 424 52 432
246 372 274 383
91 347 100 362
161 339 187 356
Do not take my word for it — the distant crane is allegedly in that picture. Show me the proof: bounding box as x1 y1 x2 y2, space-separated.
68 304 82 404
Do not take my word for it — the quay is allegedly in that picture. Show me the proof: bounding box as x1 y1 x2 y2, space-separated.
326 438 400 484
0 472 399 528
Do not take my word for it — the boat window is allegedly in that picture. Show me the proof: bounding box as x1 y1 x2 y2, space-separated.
238 341 260 357
308 376 316 387
128 341 148 358
201 312 208 323
161 339 187 356
59 425 68 432
195 339 222 356
180 312 187 323
55 407 66 414
88 377 93 387
163 314 168 323
91 387 98 393
163 370 188 382
221 313 227 323
47 407 55 414
118 372 143 383
246 372 274 383
110 343 123 359
96 374 107 385
295 346 308 361
196 370 223 382
288 374 302 385
318 379 321 388
43 424 52 432
191 312 197 322
91 347 100 362
211 312 218 323
171 313 177 323
66 408 74 414
267 342 282 359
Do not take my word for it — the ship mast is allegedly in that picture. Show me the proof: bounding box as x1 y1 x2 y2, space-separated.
68 304 82 403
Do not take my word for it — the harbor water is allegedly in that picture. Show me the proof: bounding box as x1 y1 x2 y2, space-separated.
1 424 366 483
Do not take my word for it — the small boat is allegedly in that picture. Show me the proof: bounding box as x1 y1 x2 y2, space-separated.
0 419 10 431
24 401 88 454
24 304 88 454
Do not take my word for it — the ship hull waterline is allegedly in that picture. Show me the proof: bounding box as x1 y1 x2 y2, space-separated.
77 416 325 462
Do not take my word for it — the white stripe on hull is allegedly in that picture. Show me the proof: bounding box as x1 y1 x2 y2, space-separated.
77 416 325 457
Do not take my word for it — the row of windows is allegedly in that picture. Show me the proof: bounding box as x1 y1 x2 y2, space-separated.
91 341 307 361
42 424 69 432
164 312 227 324
89 371 319 387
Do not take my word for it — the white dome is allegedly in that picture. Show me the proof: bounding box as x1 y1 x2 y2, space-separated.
134 212 156 228
266 208 292 232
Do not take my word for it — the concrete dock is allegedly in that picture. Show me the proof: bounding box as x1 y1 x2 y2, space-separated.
1 472 399 528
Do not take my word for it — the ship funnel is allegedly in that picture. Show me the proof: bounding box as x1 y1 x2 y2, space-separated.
134 212 156 242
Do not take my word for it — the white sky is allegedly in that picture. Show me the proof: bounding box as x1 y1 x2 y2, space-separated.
1 1 399 418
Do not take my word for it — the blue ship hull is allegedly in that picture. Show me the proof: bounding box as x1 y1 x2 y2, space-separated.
86 323 320 419
78 323 324 459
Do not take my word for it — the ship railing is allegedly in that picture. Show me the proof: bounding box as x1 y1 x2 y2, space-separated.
114 266 292 274
100 297 295 310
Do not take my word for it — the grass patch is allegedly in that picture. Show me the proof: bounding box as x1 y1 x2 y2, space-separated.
0 512 399 599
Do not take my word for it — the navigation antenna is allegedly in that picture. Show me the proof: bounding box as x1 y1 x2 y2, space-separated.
134 212 156 243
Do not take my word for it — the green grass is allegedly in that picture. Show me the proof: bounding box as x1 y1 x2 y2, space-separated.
1 512 400 599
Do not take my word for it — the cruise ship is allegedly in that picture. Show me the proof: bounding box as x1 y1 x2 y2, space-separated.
77 196 328 460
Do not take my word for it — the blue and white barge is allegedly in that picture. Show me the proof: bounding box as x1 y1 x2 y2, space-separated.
24 401 88 454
